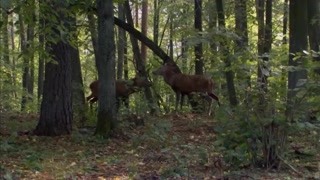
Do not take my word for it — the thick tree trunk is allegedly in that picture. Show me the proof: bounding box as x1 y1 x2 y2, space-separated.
95 0 117 136
34 42 73 136
287 0 308 121
34 1 73 136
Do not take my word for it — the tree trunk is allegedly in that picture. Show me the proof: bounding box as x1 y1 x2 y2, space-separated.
235 0 249 84
10 14 17 98
141 0 148 63
34 1 73 136
125 0 157 114
1 10 13 108
26 0 36 100
95 0 117 136
307 0 320 74
282 0 289 44
20 12 30 111
208 1 217 70
287 0 308 121
38 11 45 104
194 0 204 75
153 0 160 46
216 0 238 106
117 3 125 80
70 16 86 126
235 0 250 107
88 12 99 61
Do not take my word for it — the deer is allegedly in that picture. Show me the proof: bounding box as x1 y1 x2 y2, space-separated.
153 62 220 115
86 76 151 110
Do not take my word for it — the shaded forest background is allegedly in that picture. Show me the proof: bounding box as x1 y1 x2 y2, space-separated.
0 0 320 178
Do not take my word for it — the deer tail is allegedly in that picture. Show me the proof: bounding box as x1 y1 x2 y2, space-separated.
208 92 221 106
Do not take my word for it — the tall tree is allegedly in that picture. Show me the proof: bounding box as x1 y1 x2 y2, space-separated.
141 0 148 63
94 0 117 136
287 0 308 121
282 0 289 44
19 9 30 111
1 9 13 106
38 3 45 103
216 0 238 106
34 1 73 136
70 15 86 125
235 0 249 106
194 0 203 75
117 3 126 80
307 0 320 75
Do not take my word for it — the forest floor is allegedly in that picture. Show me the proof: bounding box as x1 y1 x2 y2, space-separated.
0 111 319 179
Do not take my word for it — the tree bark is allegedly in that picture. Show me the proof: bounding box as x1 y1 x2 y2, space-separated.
194 0 204 75
117 3 125 80
38 9 45 104
95 0 117 136
20 11 30 111
287 0 308 121
307 0 320 74
282 0 289 44
216 0 238 106
141 0 148 63
70 16 86 126
34 1 73 136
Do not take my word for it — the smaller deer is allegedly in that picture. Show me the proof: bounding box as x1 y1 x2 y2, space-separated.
153 62 220 115
86 76 151 109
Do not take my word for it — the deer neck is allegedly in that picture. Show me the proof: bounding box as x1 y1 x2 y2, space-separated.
163 70 177 86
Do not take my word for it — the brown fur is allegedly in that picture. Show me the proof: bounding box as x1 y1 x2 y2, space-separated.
86 76 151 105
153 63 220 114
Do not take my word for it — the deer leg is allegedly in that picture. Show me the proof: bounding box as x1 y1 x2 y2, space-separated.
175 92 181 112
208 98 213 116
180 94 184 110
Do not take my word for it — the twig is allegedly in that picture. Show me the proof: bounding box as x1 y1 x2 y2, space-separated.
278 155 303 177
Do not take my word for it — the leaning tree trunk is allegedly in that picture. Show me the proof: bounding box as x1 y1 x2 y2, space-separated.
124 0 157 114
34 1 73 136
